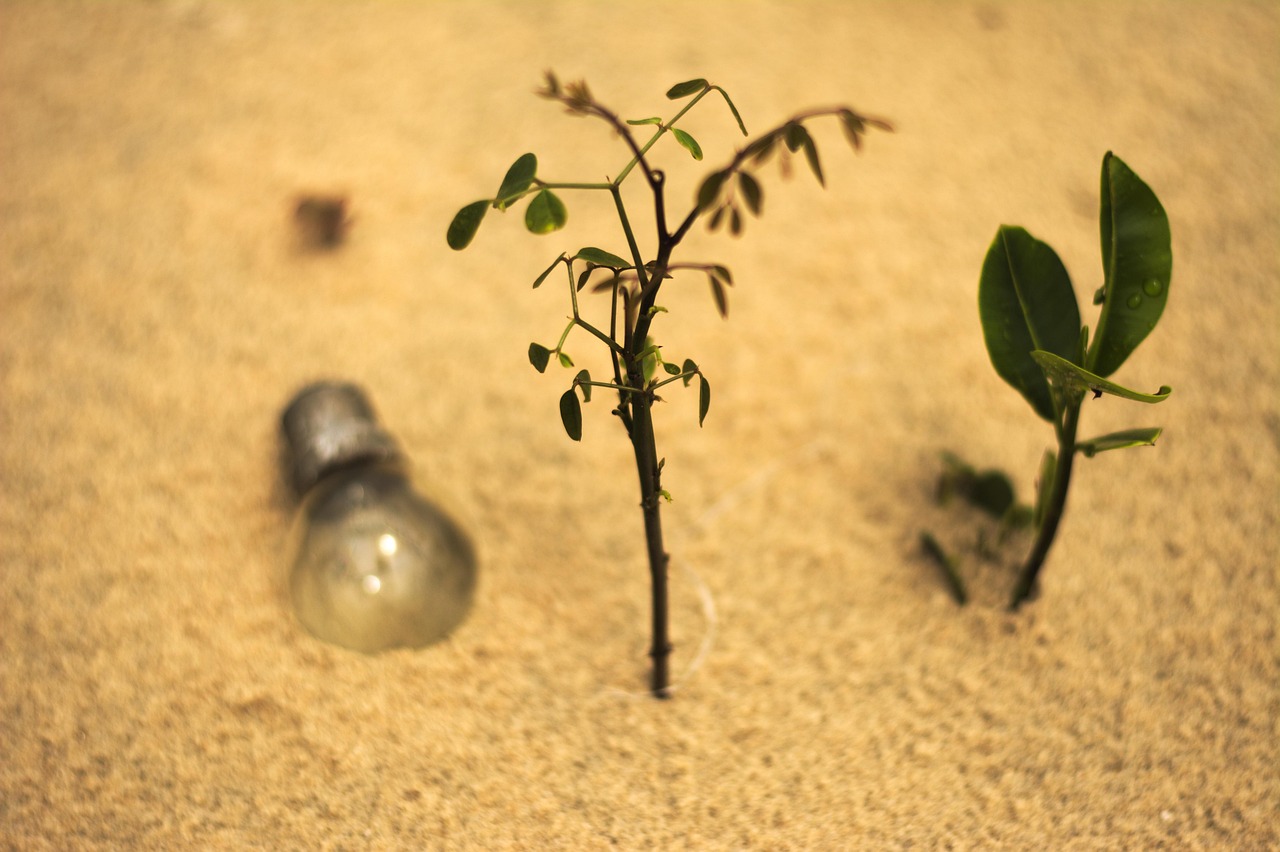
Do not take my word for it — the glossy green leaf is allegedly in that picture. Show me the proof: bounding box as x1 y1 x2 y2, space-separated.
698 375 711 425
528 342 551 373
672 128 703 160
524 189 567 235
1088 153 1172 377
576 247 630 268
494 153 537 210
666 78 708 99
1031 350 1171 403
574 369 592 402
531 254 564 289
978 226 1083 421
1076 426 1163 458
446 201 488 250
559 389 582 441
738 172 762 215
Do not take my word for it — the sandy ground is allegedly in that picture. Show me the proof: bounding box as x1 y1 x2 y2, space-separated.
2 1 1277 847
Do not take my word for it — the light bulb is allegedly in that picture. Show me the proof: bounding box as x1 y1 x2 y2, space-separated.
280 382 476 653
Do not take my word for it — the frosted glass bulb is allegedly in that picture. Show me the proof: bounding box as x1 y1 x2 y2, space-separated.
281 382 476 653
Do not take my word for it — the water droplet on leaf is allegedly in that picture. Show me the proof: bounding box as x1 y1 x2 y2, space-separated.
1126 294 1143 309
1142 278 1163 297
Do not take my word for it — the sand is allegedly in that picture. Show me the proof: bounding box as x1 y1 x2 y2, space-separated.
2 1 1276 847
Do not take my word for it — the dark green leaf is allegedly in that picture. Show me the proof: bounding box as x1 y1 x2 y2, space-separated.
697 170 728 211
574 369 592 402
711 265 733 286
1088 153 1172 377
1076 427 1163 458
662 362 681 376
494 153 537 210
729 207 743 236
576 246 631 268
528 342 551 373
714 87 748 136
978 226 1083 421
707 204 727 231
525 189 568 235
666 78 709 99
698 375 711 425
672 128 703 160
784 122 807 152
1031 350 1172 403
838 109 864 151
744 133 778 165
968 472 1016 518
627 117 663 126
801 135 824 186
559 389 582 441
681 358 698 386
710 275 729 318
446 201 488 250
738 172 762 215
531 254 564 289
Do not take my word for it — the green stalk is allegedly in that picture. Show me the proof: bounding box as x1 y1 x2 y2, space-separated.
1009 400 1082 609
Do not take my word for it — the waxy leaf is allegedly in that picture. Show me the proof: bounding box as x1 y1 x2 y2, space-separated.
1031 350 1171 404
1076 427 1163 458
978 226 1083 421
528 342 551 373
1088 153 1172 377
576 247 630 268
666 78 708 99
447 201 488 250
698 375 711 426
559 389 582 441
525 189 567 234
672 128 703 160
494 153 537 210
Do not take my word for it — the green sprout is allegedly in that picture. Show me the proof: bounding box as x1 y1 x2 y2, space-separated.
448 72 890 695
978 152 1173 610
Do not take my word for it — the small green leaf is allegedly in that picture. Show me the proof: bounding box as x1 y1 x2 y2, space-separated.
627 117 663 126
709 275 729 318
1088 153 1172 377
711 265 733 287
698 375 711 425
576 247 631 268
714 87 748 136
658 489 674 503
531 254 565 289
640 338 660 385
681 359 698 386
494 153 537 210
574 369 592 402
697 170 728 211
666 78 709 99
801 135 824 186
729 207 743 236
559 389 582 441
446 201 488 250
662 362 681 376
784 122 807 152
1031 350 1172 403
525 189 568 235
1076 427 1163 458
528 343 551 373
672 128 703 160
838 109 865 151
557 351 575 369
978 226 1083 421
738 172 762 215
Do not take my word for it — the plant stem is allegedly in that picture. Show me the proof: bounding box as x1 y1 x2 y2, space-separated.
1009 400 1082 610
626 373 672 697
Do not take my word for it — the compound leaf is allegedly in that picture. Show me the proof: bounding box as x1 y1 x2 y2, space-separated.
446 201 488 250
978 226 1082 421
1088 153 1172 378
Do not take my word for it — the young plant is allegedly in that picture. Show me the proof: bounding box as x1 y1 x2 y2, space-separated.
978 151 1172 610
448 72 890 695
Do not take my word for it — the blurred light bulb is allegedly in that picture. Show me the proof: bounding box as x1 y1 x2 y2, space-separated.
280 382 476 653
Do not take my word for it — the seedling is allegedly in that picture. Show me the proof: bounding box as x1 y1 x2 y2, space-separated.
978 152 1172 610
448 72 890 695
